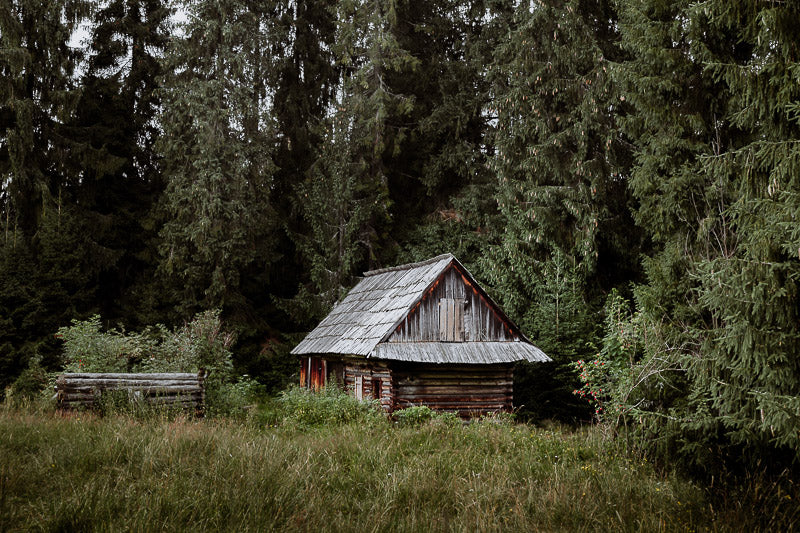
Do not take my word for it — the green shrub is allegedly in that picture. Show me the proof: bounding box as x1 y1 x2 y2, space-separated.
206 375 265 418
572 289 642 422
394 405 435 426
394 405 461 427
277 385 384 428
7 359 50 403
57 311 235 378
431 410 461 427
476 411 516 426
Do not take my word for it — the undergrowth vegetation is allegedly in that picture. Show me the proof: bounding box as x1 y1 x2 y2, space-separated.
275 385 384 428
1 398 798 532
393 404 461 427
6 311 264 418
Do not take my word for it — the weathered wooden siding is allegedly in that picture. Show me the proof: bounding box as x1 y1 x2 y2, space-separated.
387 266 514 343
300 356 326 391
308 356 517 418
392 363 513 417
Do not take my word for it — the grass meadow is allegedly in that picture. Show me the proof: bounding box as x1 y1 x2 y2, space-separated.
0 404 797 532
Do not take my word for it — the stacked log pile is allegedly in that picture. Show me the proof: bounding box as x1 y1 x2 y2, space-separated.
55 372 206 414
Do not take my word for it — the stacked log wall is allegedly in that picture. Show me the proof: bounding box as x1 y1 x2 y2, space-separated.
55 372 205 414
341 359 393 413
392 363 513 417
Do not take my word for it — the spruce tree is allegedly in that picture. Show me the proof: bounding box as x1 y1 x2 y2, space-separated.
487 0 635 330
611 1 729 452
157 0 279 320
271 0 338 211
0 0 95 389
688 1 800 459
267 0 339 307
293 0 515 307
0 0 92 234
483 0 637 419
287 0 410 321
71 0 173 324
288 116 390 322
394 0 513 269
615 0 800 465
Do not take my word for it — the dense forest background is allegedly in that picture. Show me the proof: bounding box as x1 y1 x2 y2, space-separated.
2 0 800 469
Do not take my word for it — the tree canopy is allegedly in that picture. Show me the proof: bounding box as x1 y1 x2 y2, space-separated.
2 0 800 470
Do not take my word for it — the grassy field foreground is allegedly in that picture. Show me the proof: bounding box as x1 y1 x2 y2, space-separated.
0 408 795 532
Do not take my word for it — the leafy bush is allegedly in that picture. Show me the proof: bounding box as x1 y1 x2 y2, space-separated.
56 316 141 373
277 385 384 428
394 405 461 427
57 311 235 378
572 289 641 422
206 375 265 418
5 358 53 408
394 405 435 425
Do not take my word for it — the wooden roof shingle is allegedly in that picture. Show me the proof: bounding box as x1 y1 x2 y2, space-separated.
292 254 454 357
374 342 550 364
291 253 551 364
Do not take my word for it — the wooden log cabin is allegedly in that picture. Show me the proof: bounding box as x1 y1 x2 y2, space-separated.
292 254 551 417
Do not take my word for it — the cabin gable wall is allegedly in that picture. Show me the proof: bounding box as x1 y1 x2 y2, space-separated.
386 266 516 343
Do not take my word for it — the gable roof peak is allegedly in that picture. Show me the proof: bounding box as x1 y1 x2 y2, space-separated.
363 253 455 277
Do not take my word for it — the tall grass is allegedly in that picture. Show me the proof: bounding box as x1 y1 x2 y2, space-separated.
0 405 796 532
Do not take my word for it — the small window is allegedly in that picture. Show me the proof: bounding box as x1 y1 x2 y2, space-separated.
439 298 464 341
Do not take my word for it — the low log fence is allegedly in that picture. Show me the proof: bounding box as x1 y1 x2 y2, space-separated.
55 371 206 415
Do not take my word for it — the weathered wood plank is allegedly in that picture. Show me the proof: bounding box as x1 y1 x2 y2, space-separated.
61 373 200 380
385 264 519 344
59 380 202 388
60 385 203 394
396 384 509 391
389 361 514 416
394 370 511 379
397 379 512 387
396 403 509 411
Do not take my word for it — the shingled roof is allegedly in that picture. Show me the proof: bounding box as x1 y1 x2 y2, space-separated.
291 253 550 364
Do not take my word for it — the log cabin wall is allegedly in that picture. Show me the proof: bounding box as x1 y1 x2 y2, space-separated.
392 363 513 417
342 359 394 413
387 266 515 343
300 356 394 413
